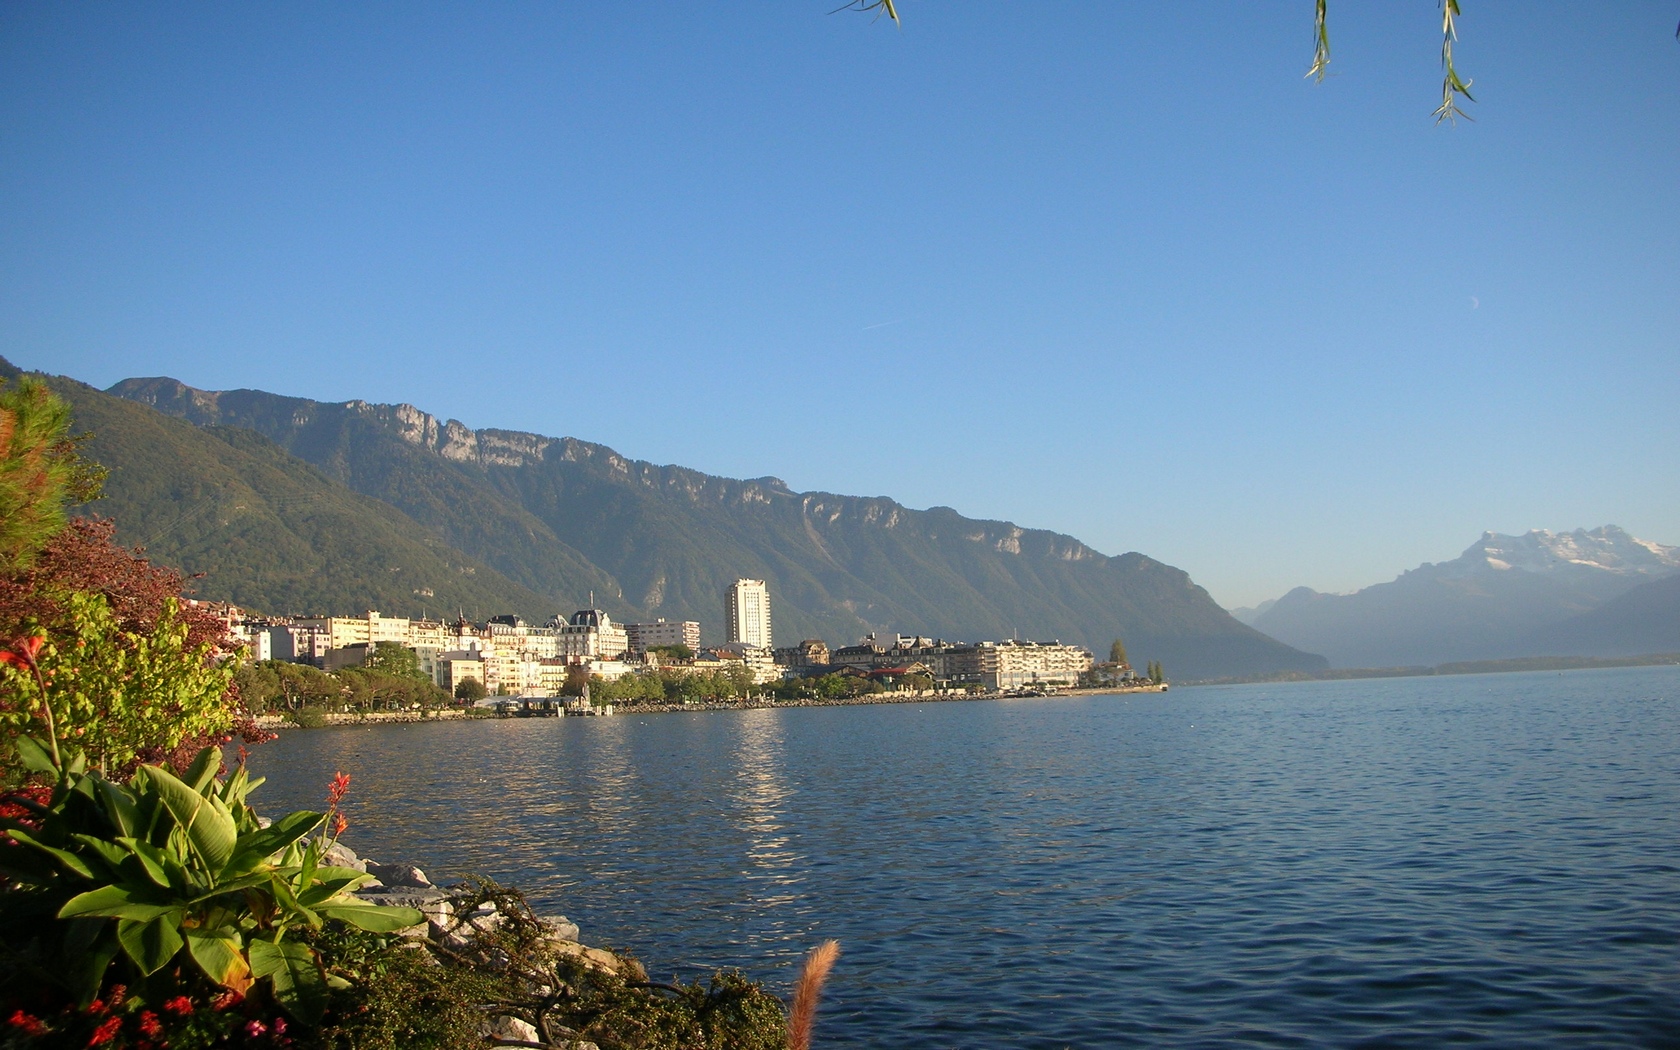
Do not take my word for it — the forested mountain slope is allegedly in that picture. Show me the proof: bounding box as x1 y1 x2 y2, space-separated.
44 375 554 619
84 370 1325 678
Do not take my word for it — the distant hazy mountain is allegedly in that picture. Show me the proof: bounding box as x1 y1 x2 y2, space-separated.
58 369 1327 680
1247 527 1680 667
1520 572 1680 657
1227 598 1276 626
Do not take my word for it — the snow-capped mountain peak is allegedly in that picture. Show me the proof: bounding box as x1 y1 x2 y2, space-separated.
1459 526 1679 577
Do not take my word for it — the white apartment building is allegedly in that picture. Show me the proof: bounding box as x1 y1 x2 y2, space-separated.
725 579 772 650
625 618 701 654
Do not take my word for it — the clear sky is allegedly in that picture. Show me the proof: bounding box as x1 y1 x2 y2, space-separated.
3 3 1676 609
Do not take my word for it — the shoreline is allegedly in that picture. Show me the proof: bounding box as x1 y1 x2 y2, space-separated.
253 682 1171 730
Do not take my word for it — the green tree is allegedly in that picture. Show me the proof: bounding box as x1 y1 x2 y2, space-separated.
454 677 488 703
365 640 427 681
1 590 235 776
1109 638 1128 666
0 376 105 572
647 643 694 662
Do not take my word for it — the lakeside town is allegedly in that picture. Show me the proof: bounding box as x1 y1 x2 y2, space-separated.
216 578 1159 719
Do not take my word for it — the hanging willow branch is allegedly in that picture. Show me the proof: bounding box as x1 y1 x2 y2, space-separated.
1306 0 1331 82
1433 0 1476 123
833 0 898 24
841 2 1492 125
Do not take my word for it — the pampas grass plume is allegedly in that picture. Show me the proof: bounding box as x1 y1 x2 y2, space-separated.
788 939 841 1050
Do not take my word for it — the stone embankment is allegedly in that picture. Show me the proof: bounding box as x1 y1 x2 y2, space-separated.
256 682 1170 730
323 839 640 1049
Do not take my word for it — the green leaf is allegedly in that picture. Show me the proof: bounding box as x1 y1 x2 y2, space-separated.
69 833 130 872
66 925 122 1008
144 763 238 875
249 938 328 1023
187 870 274 904
296 866 374 904
226 810 321 874
13 736 57 775
185 926 250 988
316 901 425 933
58 884 178 922
8 828 99 880
268 871 320 929
94 778 140 838
182 746 223 793
115 837 172 889
117 914 185 975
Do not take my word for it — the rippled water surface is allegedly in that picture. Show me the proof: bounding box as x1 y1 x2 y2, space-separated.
248 666 1680 1047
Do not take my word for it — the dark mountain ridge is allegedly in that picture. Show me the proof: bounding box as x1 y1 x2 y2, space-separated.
47 368 1326 679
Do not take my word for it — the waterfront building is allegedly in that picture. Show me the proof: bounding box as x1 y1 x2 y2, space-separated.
438 651 486 694
554 609 630 661
625 618 701 655
717 642 779 684
724 579 772 649
295 610 412 651
969 640 1094 691
773 639 831 671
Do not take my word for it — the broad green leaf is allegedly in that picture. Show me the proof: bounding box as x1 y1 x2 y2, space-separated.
186 927 250 988
226 810 321 874
268 872 320 929
249 938 328 1023
70 833 130 872
145 763 238 875
66 926 122 1008
93 778 140 838
13 736 57 775
59 884 177 922
117 914 184 975
182 746 222 793
296 866 374 904
317 901 424 933
115 837 172 888
187 870 274 904
8 828 99 880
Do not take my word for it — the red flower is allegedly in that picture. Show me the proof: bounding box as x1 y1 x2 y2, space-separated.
211 990 243 1012
138 1011 163 1037
161 996 193 1016
333 812 349 836
326 771 351 807
243 1019 269 1038
0 632 45 671
87 1015 122 1046
7 1010 46 1035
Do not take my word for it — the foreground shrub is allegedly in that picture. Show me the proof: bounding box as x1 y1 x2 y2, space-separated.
0 738 423 1042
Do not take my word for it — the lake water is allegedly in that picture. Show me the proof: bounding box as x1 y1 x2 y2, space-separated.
246 666 1680 1048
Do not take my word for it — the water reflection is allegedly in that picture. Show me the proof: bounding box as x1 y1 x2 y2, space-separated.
726 709 802 911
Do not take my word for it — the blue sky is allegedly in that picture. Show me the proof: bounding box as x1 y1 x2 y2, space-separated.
3 2 1676 609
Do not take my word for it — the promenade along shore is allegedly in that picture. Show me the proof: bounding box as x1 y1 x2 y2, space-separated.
254 682 1171 730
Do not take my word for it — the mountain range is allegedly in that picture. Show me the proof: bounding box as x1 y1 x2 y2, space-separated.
1235 527 1680 667
5 358 1327 680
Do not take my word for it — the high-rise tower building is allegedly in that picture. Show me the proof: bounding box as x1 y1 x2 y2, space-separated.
725 578 772 649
